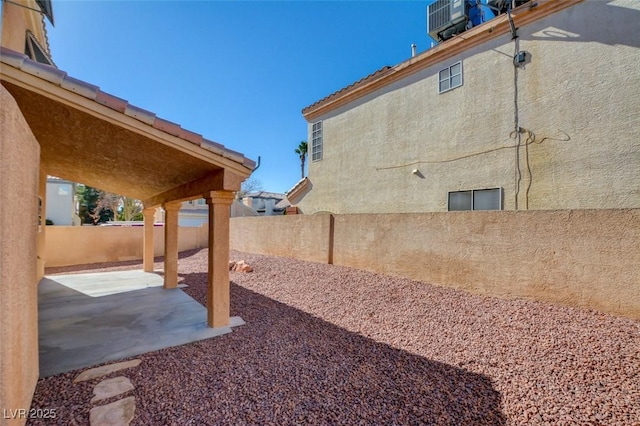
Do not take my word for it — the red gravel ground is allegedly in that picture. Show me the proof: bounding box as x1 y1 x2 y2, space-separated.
31 249 639 425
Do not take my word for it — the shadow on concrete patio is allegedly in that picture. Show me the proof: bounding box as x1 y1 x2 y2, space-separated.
38 270 243 377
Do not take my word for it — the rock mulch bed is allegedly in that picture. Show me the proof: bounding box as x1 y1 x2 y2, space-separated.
31 249 639 425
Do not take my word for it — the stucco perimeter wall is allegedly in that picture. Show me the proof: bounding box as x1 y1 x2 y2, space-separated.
230 215 332 264
45 225 208 268
332 210 640 318
0 86 40 424
230 210 639 318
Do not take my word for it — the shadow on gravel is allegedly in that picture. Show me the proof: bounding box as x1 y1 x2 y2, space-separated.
28 271 506 425
145 272 505 425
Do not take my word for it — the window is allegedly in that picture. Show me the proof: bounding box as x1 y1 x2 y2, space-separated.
311 121 323 162
439 61 463 93
24 32 53 66
448 188 502 211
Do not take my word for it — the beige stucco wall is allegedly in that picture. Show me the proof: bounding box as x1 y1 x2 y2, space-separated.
45 225 209 268
230 215 333 264
332 209 640 318
300 0 640 214
230 209 640 319
0 86 40 424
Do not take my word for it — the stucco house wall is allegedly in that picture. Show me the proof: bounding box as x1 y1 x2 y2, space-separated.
0 0 50 58
0 86 40 423
299 0 640 214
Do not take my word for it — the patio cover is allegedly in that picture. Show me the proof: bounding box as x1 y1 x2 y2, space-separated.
0 47 254 202
0 46 254 328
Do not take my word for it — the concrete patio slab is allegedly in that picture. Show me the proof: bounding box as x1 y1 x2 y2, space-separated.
39 271 243 377
43 270 164 297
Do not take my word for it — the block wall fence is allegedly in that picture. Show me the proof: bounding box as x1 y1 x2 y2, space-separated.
45 225 208 267
230 210 640 319
43 210 640 319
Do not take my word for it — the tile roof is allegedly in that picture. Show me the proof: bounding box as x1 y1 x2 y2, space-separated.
245 191 286 200
274 196 290 210
301 65 394 115
41 13 53 62
0 47 256 170
179 208 209 215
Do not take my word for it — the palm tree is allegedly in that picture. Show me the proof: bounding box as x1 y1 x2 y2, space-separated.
295 141 308 180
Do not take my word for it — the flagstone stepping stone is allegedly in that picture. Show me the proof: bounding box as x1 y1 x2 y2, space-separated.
89 396 135 426
74 359 141 382
91 377 134 403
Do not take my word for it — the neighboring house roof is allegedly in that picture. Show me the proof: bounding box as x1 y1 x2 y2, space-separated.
1 46 255 206
179 208 209 215
301 0 582 121
286 177 310 204
178 202 259 218
231 200 258 217
245 191 286 200
41 13 52 58
302 66 394 116
274 196 290 210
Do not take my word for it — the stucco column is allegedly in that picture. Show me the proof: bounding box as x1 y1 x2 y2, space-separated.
142 207 156 272
162 202 181 289
205 191 235 328
37 163 47 280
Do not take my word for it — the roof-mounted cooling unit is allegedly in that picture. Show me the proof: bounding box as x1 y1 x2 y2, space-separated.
427 0 469 43
427 0 530 43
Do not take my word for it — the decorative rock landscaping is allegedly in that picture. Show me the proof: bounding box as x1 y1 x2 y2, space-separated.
30 249 640 425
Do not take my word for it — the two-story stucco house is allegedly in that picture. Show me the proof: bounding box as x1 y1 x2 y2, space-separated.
45 177 80 226
292 0 640 214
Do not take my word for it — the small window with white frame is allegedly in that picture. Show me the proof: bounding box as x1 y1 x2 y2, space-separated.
448 188 502 211
439 61 463 93
311 121 323 162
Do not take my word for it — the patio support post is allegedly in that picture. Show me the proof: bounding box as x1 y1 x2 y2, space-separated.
142 207 156 272
205 191 235 328
162 201 181 289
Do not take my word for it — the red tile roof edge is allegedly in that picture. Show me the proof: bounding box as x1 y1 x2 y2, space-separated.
301 65 394 116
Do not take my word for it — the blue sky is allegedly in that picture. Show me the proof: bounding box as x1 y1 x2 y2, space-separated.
46 1 436 193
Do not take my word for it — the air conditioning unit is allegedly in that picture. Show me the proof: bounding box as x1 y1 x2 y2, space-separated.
428 0 527 43
427 0 467 43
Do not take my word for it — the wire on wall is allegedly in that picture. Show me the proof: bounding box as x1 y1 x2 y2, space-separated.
377 6 575 212
513 36 522 210
375 130 569 171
